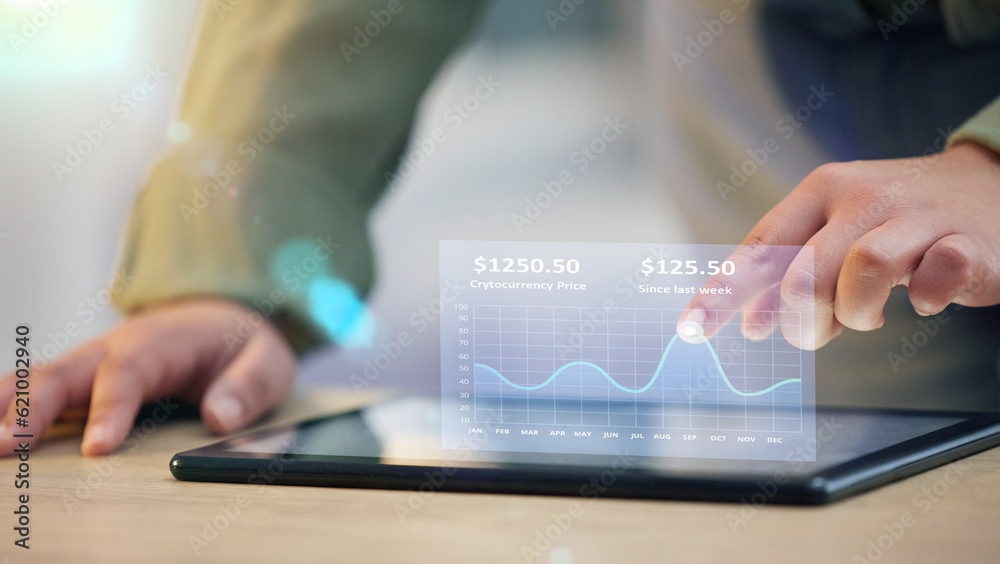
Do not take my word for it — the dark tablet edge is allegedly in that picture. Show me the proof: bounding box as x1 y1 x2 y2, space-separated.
169 454 826 504
169 407 1000 505
816 417 1000 503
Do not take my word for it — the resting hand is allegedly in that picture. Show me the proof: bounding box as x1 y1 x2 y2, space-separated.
0 298 295 456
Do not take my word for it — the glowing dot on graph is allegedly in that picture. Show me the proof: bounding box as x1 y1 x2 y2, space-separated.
677 320 706 344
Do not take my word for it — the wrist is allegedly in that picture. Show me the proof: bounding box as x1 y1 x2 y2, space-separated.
944 140 1000 171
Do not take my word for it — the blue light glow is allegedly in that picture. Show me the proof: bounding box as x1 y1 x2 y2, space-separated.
271 238 373 349
307 277 373 348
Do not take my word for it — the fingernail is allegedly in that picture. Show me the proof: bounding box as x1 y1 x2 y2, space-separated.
82 423 109 454
743 323 765 340
911 299 939 317
684 308 706 326
210 396 243 431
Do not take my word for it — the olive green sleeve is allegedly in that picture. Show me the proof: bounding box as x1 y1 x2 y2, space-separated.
112 0 483 354
949 95 1000 155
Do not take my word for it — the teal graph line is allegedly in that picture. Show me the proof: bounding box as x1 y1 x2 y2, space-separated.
474 334 800 397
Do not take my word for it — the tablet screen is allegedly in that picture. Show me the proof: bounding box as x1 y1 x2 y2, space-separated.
222 397 964 477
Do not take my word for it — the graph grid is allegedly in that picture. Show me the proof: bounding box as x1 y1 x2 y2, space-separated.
472 305 803 432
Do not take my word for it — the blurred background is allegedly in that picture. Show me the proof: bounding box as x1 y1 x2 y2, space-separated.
2 0 999 413
0 0 204 378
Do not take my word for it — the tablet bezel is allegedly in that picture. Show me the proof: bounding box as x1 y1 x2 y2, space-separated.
169 403 1000 504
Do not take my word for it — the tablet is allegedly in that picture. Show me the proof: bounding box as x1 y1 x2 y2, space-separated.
172 240 1000 503
170 397 1000 504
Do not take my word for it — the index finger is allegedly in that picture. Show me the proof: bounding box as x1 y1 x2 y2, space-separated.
679 189 826 339
0 341 107 455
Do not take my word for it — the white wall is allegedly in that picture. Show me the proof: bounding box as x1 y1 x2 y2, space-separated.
0 1 201 367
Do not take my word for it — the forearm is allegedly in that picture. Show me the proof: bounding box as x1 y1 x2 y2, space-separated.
113 0 484 354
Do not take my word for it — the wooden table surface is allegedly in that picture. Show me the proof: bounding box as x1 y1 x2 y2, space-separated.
3 388 999 564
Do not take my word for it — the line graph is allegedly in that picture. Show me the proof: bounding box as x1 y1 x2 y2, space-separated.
470 304 805 432
473 332 801 396
439 240 817 461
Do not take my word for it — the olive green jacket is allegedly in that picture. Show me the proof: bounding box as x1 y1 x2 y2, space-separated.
113 0 1000 354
